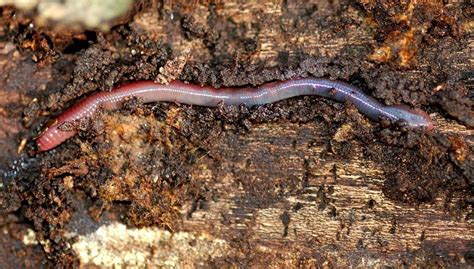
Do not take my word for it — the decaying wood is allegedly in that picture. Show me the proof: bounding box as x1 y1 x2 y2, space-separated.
0 0 472 267
67 1 474 266
183 123 472 266
69 121 472 267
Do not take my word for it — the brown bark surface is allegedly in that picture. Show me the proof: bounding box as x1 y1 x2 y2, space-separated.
0 0 472 267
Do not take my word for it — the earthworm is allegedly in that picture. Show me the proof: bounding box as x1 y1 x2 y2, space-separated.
36 78 433 151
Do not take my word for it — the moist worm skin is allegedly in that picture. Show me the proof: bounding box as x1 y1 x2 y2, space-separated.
36 78 433 151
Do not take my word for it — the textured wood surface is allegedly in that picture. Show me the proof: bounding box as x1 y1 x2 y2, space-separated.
180 122 472 266
0 0 472 267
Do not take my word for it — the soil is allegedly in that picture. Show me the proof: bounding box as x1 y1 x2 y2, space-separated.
0 0 472 267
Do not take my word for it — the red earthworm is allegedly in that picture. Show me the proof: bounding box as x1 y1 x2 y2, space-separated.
36 78 433 151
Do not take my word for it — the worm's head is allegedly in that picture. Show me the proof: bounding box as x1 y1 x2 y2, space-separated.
36 123 76 151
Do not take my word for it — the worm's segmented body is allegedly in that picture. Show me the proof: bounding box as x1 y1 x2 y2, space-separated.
37 78 433 151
